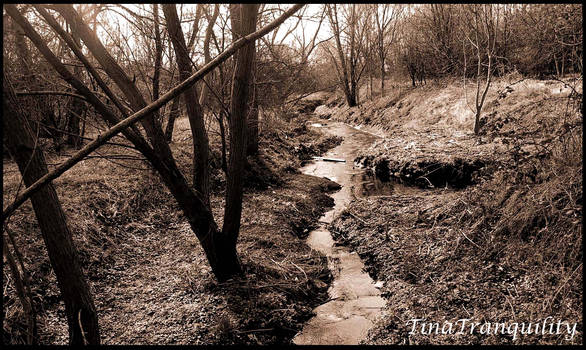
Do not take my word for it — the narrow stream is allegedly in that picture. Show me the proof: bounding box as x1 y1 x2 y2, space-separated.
293 121 387 345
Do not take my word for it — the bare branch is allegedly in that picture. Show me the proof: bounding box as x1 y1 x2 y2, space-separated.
2 4 305 222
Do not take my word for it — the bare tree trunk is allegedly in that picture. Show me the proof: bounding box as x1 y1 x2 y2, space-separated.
369 70 373 100
198 4 220 108
165 96 180 142
53 5 173 163
35 3 228 277
65 17 84 149
3 71 100 345
380 63 385 97
9 3 218 277
348 80 359 107
186 4 203 55
218 112 228 174
327 4 356 108
8 3 304 283
163 4 211 205
152 4 162 104
469 5 496 135
473 110 481 135
218 3 261 278
247 61 259 156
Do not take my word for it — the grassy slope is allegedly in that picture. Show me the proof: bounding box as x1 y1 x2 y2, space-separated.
325 75 583 344
2 102 342 345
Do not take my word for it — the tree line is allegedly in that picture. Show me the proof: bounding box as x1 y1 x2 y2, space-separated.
314 4 582 108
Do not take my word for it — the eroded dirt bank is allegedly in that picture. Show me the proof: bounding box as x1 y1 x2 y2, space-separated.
2 100 342 345
321 76 582 344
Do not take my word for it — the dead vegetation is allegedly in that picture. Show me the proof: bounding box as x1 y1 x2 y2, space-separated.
2 104 341 344
327 76 582 344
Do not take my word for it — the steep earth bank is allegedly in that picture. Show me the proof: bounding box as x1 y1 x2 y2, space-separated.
319 75 582 344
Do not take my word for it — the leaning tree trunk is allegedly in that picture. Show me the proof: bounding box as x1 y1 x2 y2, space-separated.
3 71 100 345
65 18 85 149
8 3 304 283
11 3 218 276
49 3 227 275
53 5 174 163
12 18 62 149
162 4 211 205
151 4 162 117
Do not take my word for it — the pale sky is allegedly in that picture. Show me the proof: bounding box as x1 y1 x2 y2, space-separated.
95 4 330 65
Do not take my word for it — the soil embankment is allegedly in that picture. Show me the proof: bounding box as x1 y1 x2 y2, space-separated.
319 76 582 344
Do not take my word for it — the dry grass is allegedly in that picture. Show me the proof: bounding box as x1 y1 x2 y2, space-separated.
2 101 341 345
328 76 582 344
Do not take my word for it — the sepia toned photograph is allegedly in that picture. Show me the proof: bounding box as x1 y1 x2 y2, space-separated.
2 3 582 346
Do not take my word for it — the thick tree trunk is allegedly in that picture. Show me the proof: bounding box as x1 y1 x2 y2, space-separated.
348 79 358 107
217 3 261 280
3 72 100 345
163 4 211 205
9 3 304 283
342 84 355 107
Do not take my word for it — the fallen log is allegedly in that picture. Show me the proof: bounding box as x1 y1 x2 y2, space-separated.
312 157 346 163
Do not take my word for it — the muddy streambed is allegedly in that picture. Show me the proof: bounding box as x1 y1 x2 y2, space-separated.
293 120 407 345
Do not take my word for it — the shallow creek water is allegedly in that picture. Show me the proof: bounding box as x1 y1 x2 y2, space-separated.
292 121 388 345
